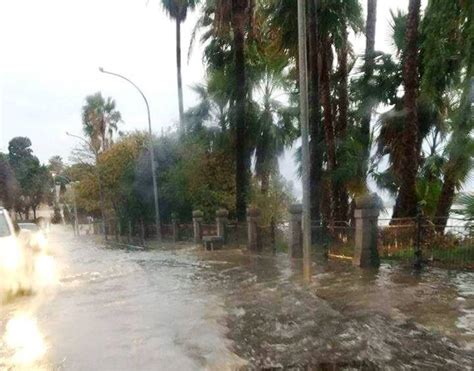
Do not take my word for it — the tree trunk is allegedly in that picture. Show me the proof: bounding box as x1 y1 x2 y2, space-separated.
260 171 269 194
434 172 456 233
397 0 421 219
320 36 336 224
334 26 349 222
434 46 473 231
176 19 185 135
360 0 377 171
232 0 249 221
308 0 323 223
335 28 348 139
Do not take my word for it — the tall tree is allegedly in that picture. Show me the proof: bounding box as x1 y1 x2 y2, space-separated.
161 0 198 134
48 155 65 175
196 0 253 220
254 66 297 194
360 0 377 173
0 153 18 210
7 137 51 219
420 0 474 230
397 0 421 218
82 92 122 154
231 0 251 221
308 0 323 222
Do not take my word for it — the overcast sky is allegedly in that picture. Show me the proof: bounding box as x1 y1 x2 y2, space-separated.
5 0 468 199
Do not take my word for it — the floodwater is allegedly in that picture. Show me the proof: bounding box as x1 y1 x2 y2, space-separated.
1 227 473 370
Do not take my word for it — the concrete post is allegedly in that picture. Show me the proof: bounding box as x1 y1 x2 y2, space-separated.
289 204 303 258
171 214 178 242
353 193 381 268
192 210 204 244
247 207 261 251
216 208 229 242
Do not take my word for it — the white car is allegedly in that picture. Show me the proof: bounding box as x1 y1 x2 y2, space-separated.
0 208 33 293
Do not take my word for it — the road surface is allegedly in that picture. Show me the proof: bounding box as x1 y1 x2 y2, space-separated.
1 226 473 369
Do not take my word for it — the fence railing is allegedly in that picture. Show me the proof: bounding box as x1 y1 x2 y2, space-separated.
79 212 473 269
378 216 474 269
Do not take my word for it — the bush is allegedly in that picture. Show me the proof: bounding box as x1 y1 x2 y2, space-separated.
51 204 62 224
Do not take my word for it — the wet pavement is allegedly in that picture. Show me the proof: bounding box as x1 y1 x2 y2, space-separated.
1 226 473 370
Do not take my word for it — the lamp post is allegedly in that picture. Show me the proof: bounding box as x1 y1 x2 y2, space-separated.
98 67 162 242
66 132 108 239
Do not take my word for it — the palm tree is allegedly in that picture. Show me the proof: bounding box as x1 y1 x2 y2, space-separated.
308 0 323 222
421 0 474 231
397 0 421 218
231 0 252 221
360 0 377 173
161 0 199 134
81 92 122 154
193 0 253 221
254 67 297 194
318 0 362 223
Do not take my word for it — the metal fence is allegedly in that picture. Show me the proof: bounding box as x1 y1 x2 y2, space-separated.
378 216 474 269
82 214 473 269
311 221 356 259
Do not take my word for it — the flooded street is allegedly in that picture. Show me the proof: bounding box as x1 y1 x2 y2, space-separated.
1 226 473 370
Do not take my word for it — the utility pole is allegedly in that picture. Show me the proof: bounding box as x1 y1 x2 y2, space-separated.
99 67 162 242
297 0 312 280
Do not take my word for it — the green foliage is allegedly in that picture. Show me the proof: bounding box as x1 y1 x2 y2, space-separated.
7 137 52 218
82 92 122 154
456 194 474 220
161 0 198 22
249 175 295 226
0 153 18 210
51 203 62 224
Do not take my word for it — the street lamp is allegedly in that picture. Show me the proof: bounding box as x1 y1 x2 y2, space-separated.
98 67 162 242
66 131 107 239
52 173 79 236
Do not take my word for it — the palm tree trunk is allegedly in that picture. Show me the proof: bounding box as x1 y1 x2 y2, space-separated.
260 171 270 194
308 0 323 223
176 19 185 135
320 36 336 224
334 26 349 222
335 28 348 139
360 0 377 170
232 0 249 221
397 0 421 219
434 171 456 233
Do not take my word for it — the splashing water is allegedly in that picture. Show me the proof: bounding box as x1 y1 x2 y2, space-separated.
3 314 47 365
33 255 58 288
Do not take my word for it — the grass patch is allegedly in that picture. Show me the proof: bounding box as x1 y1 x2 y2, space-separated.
381 244 474 269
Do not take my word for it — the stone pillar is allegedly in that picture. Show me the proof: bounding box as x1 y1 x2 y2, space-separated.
216 208 228 242
247 207 261 251
289 204 303 258
353 193 381 268
171 213 178 242
192 210 203 244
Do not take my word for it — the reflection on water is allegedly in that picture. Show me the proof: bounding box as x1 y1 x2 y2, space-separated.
198 249 474 369
3 314 46 366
